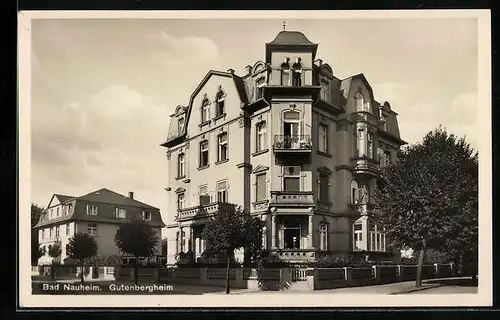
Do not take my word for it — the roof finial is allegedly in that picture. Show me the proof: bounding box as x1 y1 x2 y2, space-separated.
283 21 286 31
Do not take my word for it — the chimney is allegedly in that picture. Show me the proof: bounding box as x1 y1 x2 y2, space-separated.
245 65 252 75
227 68 235 74
128 191 134 199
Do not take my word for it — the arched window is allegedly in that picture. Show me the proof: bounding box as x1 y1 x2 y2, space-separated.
292 58 303 86
178 117 185 134
319 223 328 251
350 180 359 204
201 97 210 123
215 89 225 117
256 121 267 152
356 124 366 157
353 220 363 251
355 92 364 112
199 140 209 168
281 58 291 86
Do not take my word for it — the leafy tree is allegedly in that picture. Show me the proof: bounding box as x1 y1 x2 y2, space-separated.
202 203 262 294
47 242 62 280
32 241 45 263
373 127 478 287
161 238 168 257
66 233 98 283
114 220 158 285
31 204 44 265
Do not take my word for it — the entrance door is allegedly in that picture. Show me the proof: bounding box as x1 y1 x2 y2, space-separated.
284 228 301 249
283 122 300 149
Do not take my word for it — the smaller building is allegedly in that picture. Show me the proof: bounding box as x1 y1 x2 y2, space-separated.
33 188 165 265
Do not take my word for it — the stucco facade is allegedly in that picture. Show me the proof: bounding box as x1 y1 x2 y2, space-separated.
35 189 164 265
162 30 406 264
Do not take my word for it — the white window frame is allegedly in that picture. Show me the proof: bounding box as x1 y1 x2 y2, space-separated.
216 180 228 203
255 173 267 202
199 140 209 167
215 91 225 116
56 207 60 217
178 153 185 177
88 223 98 236
86 204 98 216
177 193 185 210
142 210 152 221
178 117 185 134
355 92 364 112
66 224 70 236
318 172 330 202
318 123 328 153
255 77 265 100
367 131 374 158
218 133 228 162
282 166 301 192
256 121 267 152
201 99 210 123
319 224 328 251
115 208 127 219
41 229 45 240
353 221 363 250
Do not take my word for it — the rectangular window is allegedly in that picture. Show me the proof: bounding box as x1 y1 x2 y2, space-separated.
217 181 228 203
255 173 267 202
66 224 70 236
256 122 267 152
216 92 225 116
318 123 328 153
218 133 228 162
384 150 391 167
142 211 151 221
283 166 301 192
367 132 373 158
178 117 185 134
55 226 60 238
178 153 185 177
256 77 265 100
56 207 60 217
178 193 185 210
41 229 45 240
318 173 329 202
86 204 98 216
181 231 186 252
88 223 97 236
199 141 209 167
199 185 210 206
115 208 127 219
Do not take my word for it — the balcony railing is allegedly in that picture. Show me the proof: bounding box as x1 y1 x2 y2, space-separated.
268 249 316 263
176 203 221 221
273 135 312 152
269 191 315 206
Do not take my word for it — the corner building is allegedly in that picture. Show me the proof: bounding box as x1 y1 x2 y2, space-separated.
161 30 406 264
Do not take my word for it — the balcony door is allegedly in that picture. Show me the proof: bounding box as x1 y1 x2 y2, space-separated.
283 110 300 149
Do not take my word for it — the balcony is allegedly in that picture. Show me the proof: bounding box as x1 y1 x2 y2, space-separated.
269 191 315 208
351 157 380 177
268 249 316 263
349 202 376 216
273 135 312 154
176 203 221 222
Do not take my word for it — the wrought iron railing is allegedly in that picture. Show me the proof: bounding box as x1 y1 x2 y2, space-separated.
273 135 312 150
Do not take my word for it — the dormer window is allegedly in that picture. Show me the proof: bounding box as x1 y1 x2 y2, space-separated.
201 97 210 123
281 58 291 86
255 77 265 100
292 58 303 86
142 210 151 221
178 117 185 134
86 204 98 216
355 92 364 112
215 89 225 117
320 79 330 101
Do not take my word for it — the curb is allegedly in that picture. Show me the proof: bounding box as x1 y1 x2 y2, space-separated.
391 283 441 295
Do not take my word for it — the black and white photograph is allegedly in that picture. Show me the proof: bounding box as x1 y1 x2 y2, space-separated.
18 10 492 308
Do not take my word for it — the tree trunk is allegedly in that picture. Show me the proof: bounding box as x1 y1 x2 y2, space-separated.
225 255 230 294
134 256 139 285
80 260 85 284
415 247 425 287
51 260 55 280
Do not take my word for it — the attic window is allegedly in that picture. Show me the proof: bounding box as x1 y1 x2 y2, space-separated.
215 89 225 117
255 77 265 100
178 117 185 134
142 210 151 221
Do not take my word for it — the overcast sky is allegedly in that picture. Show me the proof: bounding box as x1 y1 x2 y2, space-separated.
30 16 479 214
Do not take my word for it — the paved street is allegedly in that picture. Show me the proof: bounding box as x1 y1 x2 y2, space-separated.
407 285 478 294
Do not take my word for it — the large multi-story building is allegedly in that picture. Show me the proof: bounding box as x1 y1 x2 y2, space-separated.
34 188 165 265
161 29 406 264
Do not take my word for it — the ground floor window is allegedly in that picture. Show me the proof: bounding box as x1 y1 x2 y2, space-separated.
319 224 328 251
